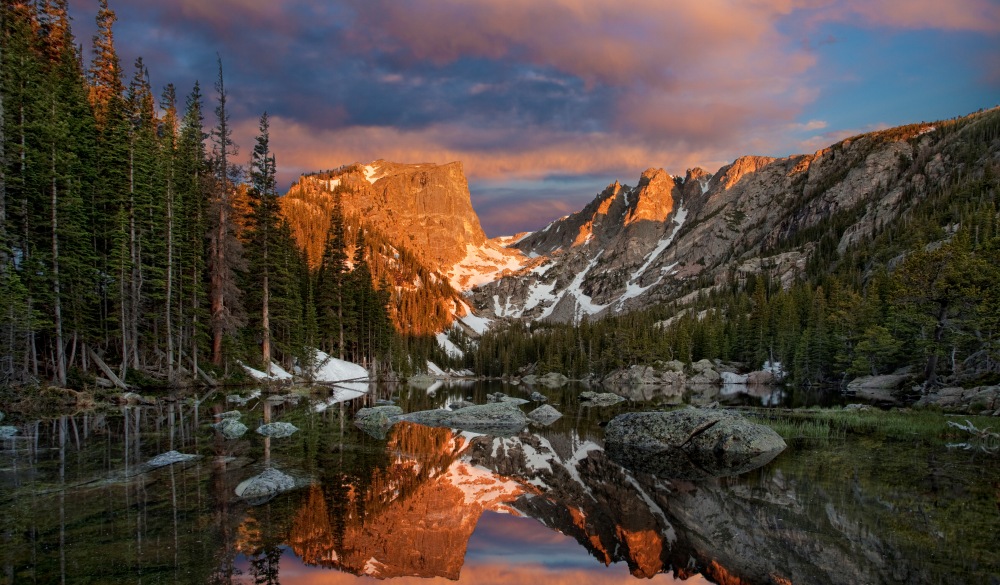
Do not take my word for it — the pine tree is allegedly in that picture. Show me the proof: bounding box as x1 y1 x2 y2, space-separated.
207 57 245 366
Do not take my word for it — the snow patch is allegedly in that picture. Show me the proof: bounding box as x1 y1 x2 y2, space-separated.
362 164 382 184
241 361 293 381
436 332 464 359
427 361 447 376
446 242 529 291
311 349 369 384
616 206 688 308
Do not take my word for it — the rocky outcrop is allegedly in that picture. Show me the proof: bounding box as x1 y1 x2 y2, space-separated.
915 385 1000 414
604 408 786 479
603 364 686 388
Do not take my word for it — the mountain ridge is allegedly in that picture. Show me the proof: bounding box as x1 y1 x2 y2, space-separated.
279 107 1000 336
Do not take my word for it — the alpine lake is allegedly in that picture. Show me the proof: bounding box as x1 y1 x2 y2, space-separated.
1 380 998 585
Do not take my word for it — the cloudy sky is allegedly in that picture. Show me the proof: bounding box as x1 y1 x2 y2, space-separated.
68 0 999 236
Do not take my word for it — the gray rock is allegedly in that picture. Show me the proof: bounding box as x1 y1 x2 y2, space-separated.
147 450 199 468
529 391 548 402
211 418 248 440
539 372 568 387
721 371 749 384
580 391 626 406
527 405 563 425
448 400 476 410
256 422 299 438
844 403 874 412
235 468 297 505
746 370 776 385
445 402 529 432
397 402 528 434
603 365 686 387
521 375 538 385
847 374 910 404
120 392 155 406
605 408 786 480
215 410 242 419
0 426 17 439
662 360 686 373
487 392 507 403
355 405 404 438
393 408 454 427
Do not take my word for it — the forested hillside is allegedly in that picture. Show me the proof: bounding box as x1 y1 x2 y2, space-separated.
473 111 1000 389
0 1 442 389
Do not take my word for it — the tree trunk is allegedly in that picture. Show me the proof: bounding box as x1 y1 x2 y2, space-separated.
51 142 66 387
165 173 174 383
262 272 270 373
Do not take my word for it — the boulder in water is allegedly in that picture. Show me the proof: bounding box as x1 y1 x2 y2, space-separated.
235 468 297 505
527 405 563 425
256 422 299 438
211 418 248 440
605 408 786 480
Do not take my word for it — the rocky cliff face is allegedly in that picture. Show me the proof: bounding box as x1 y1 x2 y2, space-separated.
283 160 490 272
468 109 1000 323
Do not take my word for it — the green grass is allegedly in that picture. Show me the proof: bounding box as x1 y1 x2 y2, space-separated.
745 407 997 444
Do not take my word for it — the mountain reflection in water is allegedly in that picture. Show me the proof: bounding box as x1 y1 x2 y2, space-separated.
1 382 998 584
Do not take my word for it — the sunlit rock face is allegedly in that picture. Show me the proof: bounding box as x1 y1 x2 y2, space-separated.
283 160 487 272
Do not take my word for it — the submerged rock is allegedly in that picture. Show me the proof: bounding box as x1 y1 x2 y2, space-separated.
605 408 786 480
211 418 248 440
527 405 563 425
579 391 626 406
539 372 568 387
235 468 297 505
355 406 404 438
147 450 199 469
529 391 548 402
847 374 910 404
396 402 527 434
256 422 299 438
487 392 529 406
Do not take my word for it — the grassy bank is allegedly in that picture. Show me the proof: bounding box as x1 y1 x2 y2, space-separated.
745 406 998 448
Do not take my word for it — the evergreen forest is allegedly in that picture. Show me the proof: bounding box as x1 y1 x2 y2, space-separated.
0 0 449 390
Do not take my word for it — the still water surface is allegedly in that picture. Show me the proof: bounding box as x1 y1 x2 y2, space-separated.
1 381 997 584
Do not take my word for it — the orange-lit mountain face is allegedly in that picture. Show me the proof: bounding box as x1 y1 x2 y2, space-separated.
283 109 1000 330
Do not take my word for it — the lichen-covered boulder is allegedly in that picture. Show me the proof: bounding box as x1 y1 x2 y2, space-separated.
256 422 299 438
235 468 296 505
147 450 199 468
527 405 563 425
605 408 786 479
354 405 404 438
211 418 248 440
395 402 528 434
